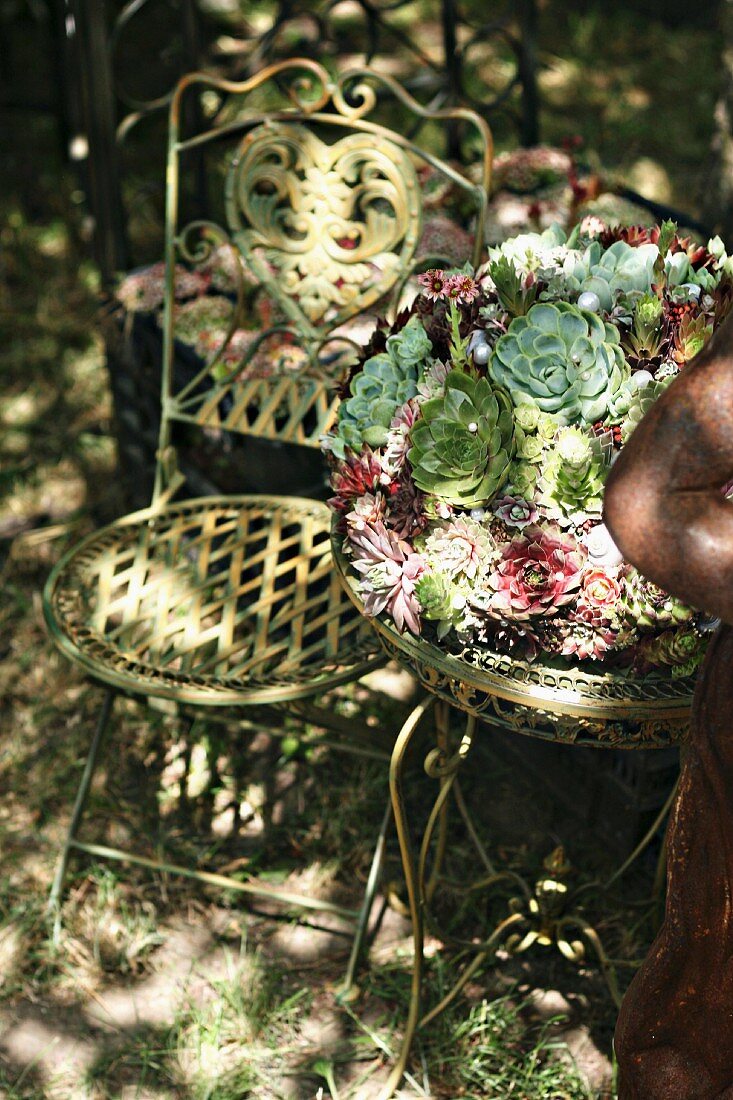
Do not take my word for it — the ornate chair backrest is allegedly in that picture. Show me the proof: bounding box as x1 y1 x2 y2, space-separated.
156 60 492 493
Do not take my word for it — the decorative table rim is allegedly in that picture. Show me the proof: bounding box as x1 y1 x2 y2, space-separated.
332 527 693 745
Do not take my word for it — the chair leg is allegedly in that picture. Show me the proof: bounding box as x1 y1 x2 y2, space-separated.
48 688 116 943
338 798 393 1003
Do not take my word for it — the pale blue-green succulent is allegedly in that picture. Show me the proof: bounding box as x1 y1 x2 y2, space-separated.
489 301 628 425
332 316 432 458
562 241 657 311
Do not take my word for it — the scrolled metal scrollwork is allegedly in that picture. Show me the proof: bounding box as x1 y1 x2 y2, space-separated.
224 121 421 326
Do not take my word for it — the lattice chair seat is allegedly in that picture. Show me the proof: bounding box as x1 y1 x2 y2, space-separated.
45 496 380 707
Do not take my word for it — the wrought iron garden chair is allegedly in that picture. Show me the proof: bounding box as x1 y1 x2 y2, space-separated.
106 59 492 506
43 60 491 939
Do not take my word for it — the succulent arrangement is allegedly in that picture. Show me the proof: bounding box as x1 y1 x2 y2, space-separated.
326 220 733 675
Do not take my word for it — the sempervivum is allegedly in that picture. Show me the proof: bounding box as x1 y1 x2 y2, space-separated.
421 516 495 580
489 302 627 425
487 524 587 620
413 572 467 639
561 606 617 661
408 369 515 509
622 569 693 630
618 377 673 442
328 448 386 513
635 626 706 677
539 426 606 523
349 520 426 634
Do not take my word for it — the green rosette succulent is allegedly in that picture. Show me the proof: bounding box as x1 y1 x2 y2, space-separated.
489 302 628 425
622 569 693 630
638 626 706 678
619 377 673 442
505 459 539 498
539 426 605 522
414 572 466 639
333 316 432 459
408 369 515 509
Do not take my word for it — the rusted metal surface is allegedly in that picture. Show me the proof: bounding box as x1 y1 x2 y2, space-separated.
604 315 733 1098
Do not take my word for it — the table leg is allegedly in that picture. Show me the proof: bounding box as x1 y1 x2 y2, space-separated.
377 707 647 1096
380 700 482 1099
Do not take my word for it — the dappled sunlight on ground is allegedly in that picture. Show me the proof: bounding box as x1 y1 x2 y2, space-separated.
4 4 719 1093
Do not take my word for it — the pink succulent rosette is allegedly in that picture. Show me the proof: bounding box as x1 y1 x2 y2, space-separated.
578 567 622 616
488 525 586 620
349 521 426 635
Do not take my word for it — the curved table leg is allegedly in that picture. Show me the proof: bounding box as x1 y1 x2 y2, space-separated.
380 700 482 1099
377 696 435 1100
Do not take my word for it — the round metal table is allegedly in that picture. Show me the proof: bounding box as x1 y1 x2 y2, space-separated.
332 536 695 1098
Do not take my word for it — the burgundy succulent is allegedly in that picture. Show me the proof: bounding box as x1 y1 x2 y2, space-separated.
561 605 617 660
328 447 386 513
386 478 427 539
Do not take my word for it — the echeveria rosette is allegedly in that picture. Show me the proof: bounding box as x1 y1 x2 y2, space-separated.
331 316 432 459
566 240 657 311
487 524 586 620
408 369 515 509
489 302 628 425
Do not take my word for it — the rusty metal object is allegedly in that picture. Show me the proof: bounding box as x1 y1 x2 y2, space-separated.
604 315 733 1098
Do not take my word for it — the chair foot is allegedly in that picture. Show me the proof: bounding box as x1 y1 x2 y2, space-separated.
47 689 116 944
